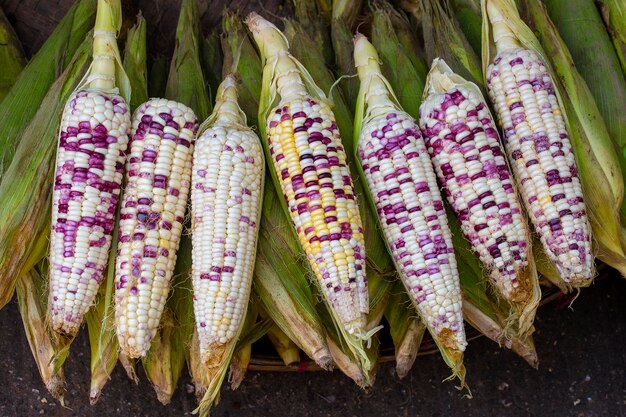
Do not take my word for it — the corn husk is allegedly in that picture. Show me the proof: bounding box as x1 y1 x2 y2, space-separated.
291 0 333 66
148 55 168 98
597 0 626 77
0 0 96 176
122 13 148 111
165 0 211 120
403 0 484 86
449 0 482 55
0 7 26 101
370 2 428 119
330 0 363 108
201 29 223 100
253 181 333 369
486 0 626 278
542 0 626 228
384 280 426 378
227 304 271 391
252 15 376 377
0 35 93 309
221 12 263 128
85 217 119 405
142 0 211 403
259 307 300 366
16 265 70 403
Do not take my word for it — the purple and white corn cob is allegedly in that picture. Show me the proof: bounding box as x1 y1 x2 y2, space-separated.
49 90 130 336
485 1 593 285
115 98 198 358
354 35 466 352
419 59 533 302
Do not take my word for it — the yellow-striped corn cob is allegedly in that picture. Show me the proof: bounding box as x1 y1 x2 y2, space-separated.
354 35 466 353
115 98 198 357
191 75 264 365
48 0 131 337
247 13 369 336
484 1 593 285
420 59 532 302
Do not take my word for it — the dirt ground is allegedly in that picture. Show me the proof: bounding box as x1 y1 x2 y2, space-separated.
0 274 624 417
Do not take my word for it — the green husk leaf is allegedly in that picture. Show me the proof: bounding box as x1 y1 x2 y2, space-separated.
85 207 121 404
449 0 482 55
0 7 26 101
0 0 96 176
165 0 211 120
0 35 93 309
201 29 223 100
291 0 333 66
122 13 148 111
542 1 626 220
16 265 69 403
332 0 364 25
404 0 484 86
250 14 375 376
227 303 262 392
384 279 426 378
370 2 428 119
597 0 626 77
221 11 263 128
253 181 332 369
148 55 169 98
518 0 626 277
331 17 360 108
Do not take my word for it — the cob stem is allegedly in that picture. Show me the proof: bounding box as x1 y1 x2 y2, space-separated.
354 34 396 119
90 0 121 90
486 0 520 53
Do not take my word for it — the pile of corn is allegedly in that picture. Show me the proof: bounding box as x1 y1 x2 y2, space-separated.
0 0 624 413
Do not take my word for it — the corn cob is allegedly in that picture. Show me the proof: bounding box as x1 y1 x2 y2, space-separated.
141 0 212 402
483 0 593 285
420 58 532 303
247 14 370 339
520 0 626 277
48 0 132 336
0 7 26 102
353 35 466 355
191 75 263 364
114 98 197 357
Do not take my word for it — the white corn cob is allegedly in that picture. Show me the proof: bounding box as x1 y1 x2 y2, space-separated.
419 59 532 302
49 90 130 337
354 35 466 352
191 76 264 365
115 98 198 357
485 2 593 284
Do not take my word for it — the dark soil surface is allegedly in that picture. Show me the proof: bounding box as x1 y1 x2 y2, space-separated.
1 275 624 417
